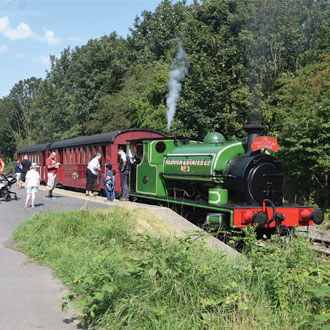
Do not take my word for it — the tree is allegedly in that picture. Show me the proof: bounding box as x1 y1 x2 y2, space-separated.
265 55 330 208
238 0 330 122
88 62 169 133
172 0 249 139
128 0 191 61
0 77 42 152
33 33 130 141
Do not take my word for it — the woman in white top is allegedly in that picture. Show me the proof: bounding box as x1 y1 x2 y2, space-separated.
24 163 40 208
85 153 101 196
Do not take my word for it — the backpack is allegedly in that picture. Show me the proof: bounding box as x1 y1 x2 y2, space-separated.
126 156 132 169
119 154 133 171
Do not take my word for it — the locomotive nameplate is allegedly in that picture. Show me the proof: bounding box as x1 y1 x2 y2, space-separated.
163 155 214 180
252 136 279 152
165 159 211 167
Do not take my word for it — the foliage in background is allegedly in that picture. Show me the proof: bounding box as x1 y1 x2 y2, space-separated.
265 55 330 208
88 62 169 133
0 0 329 207
13 208 330 329
172 0 249 139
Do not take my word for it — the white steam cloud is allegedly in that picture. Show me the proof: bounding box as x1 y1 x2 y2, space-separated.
166 41 189 131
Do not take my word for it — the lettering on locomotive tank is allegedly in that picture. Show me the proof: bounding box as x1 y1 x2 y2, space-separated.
165 159 211 167
180 165 190 172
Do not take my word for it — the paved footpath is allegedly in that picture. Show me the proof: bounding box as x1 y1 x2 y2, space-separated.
0 187 109 330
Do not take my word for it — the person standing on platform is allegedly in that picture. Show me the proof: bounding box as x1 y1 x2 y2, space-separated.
45 151 61 200
14 159 22 188
85 153 101 196
24 163 40 208
0 157 4 175
20 155 31 186
118 149 130 201
102 164 116 202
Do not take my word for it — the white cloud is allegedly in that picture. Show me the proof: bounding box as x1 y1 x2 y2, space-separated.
0 16 34 40
0 16 59 45
40 55 50 65
41 29 59 45
0 44 8 53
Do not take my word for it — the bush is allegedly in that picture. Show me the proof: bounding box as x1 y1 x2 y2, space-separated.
14 208 330 329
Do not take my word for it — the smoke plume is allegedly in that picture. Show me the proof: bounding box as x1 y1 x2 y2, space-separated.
166 41 189 131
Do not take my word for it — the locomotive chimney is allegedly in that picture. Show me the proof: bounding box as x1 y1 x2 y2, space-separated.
244 124 264 153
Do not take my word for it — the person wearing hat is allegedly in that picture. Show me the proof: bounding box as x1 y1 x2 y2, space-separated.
86 153 101 196
24 163 40 208
46 151 61 200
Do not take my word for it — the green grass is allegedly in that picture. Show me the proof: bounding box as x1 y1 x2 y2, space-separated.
13 207 330 329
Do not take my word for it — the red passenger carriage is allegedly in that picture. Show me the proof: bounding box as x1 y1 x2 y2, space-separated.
17 142 52 182
17 129 165 194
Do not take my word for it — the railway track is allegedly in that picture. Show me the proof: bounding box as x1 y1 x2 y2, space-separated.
297 226 330 255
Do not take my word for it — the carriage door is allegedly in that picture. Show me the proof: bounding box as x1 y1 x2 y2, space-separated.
42 151 46 181
129 141 143 193
57 149 64 184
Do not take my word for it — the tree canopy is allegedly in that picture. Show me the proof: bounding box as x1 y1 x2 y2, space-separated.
0 0 329 207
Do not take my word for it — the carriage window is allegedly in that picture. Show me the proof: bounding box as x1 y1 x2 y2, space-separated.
79 147 82 164
73 148 77 164
89 146 93 160
96 145 102 159
83 147 87 164
102 145 106 163
94 145 99 158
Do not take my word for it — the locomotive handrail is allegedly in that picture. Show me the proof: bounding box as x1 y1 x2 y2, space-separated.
160 172 223 178
164 154 214 158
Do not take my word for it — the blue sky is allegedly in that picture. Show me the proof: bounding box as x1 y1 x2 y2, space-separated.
0 0 192 98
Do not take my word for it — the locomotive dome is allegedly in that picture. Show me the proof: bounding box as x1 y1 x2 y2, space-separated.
203 132 226 144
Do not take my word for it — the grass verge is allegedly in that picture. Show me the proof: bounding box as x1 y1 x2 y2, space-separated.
13 207 330 329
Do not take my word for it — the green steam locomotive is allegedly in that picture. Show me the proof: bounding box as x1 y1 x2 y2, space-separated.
128 124 324 232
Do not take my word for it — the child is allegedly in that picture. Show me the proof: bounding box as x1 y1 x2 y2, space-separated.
102 164 116 202
24 163 40 208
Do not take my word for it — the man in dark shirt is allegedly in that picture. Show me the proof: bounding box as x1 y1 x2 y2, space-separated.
20 155 31 185
14 159 22 188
